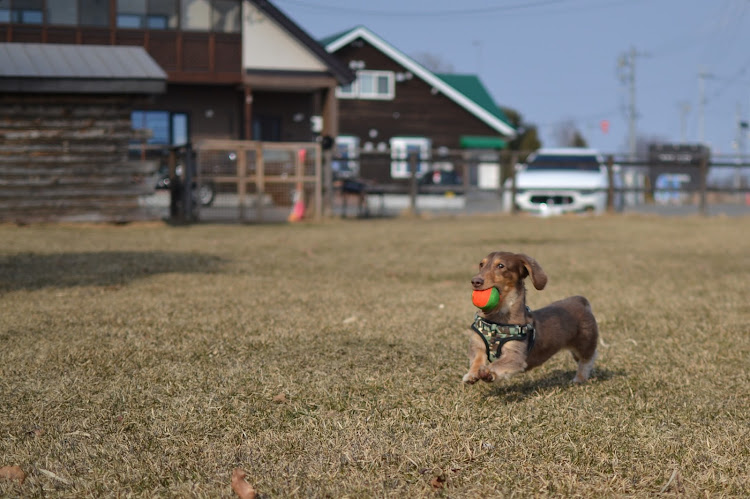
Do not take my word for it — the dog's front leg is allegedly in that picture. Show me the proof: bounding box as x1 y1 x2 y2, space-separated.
478 342 528 383
462 332 487 384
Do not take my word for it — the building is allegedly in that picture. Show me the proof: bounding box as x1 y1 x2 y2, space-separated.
0 42 167 222
322 25 516 185
0 0 354 146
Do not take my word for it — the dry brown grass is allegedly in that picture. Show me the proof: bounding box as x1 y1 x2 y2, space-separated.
1 214 748 497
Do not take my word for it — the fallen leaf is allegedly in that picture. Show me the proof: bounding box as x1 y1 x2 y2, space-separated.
26 427 44 437
0 465 25 484
430 475 445 489
342 316 357 324
272 393 287 403
231 468 257 499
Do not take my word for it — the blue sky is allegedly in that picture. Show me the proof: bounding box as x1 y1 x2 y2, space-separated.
275 0 750 157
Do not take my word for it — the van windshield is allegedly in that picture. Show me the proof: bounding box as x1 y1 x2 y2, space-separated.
526 155 601 171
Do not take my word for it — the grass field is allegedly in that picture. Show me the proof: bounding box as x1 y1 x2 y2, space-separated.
1 214 748 497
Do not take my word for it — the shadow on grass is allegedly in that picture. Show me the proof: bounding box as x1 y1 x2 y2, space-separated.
0 251 225 293
483 367 626 403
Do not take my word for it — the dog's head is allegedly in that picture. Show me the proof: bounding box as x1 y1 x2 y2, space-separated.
471 252 547 308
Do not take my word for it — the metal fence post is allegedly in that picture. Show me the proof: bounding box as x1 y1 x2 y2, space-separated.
237 146 247 222
315 144 323 220
408 151 419 216
168 147 179 220
322 146 333 218
183 144 195 222
699 155 708 215
606 155 615 213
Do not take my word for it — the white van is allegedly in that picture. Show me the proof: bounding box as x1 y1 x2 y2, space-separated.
503 148 621 215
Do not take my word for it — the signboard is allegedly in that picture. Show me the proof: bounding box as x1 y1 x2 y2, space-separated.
647 143 710 196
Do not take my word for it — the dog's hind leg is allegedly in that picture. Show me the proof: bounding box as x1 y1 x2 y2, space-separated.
572 349 597 383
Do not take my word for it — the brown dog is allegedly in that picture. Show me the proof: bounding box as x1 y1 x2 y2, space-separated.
463 251 598 385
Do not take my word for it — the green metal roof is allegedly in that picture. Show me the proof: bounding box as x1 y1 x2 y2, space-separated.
460 136 507 149
435 73 512 129
318 27 360 48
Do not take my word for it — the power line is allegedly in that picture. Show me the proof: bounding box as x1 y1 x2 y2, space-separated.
275 0 569 17
275 0 643 18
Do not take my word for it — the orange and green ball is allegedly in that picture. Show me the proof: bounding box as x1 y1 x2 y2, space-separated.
472 288 500 311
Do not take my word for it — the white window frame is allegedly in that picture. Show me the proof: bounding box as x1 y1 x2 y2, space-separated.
390 137 431 179
336 70 395 100
334 135 360 177
336 80 356 99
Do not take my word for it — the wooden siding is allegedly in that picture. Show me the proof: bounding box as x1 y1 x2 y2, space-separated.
334 42 502 150
0 95 158 223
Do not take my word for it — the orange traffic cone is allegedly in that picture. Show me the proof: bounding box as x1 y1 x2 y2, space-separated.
288 182 305 222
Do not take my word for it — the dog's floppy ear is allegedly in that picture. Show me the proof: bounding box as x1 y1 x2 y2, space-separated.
517 254 547 290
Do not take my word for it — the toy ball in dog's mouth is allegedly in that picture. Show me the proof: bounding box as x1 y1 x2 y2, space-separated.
472 288 500 311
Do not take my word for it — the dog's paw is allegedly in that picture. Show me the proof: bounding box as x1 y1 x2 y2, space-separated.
478 366 496 383
462 372 479 384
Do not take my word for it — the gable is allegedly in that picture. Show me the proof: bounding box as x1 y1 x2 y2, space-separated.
243 2 326 72
324 26 516 138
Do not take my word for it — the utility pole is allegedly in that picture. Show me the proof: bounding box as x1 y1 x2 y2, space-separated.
734 103 745 156
618 46 648 161
678 101 690 143
697 68 712 145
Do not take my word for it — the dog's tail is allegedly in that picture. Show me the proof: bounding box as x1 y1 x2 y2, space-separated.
573 295 592 312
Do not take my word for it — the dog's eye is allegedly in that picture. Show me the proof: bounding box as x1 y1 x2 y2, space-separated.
496 263 505 269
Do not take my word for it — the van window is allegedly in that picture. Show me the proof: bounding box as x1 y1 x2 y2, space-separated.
527 155 600 171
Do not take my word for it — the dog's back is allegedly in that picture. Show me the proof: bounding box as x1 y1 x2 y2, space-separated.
526 296 598 372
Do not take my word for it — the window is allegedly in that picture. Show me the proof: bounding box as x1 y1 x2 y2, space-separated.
0 0 10 23
337 70 395 100
147 0 177 29
47 0 77 25
211 0 239 33
117 0 145 27
336 81 356 99
80 0 109 26
131 110 188 146
10 0 43 24
333 136 360 178
390 137 431 179
117 0 176 29
526 154 601 172
180 0 210 30
171 113 188 146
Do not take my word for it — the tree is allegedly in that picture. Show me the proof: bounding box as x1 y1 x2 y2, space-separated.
552 119 588 148
500 106 542 157
498 106 542 183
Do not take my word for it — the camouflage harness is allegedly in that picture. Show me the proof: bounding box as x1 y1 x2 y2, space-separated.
470 307 535 362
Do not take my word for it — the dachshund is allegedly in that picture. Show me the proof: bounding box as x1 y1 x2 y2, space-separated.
463 252 598 384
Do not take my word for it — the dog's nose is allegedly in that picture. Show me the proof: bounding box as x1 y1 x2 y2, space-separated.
471 277 484 289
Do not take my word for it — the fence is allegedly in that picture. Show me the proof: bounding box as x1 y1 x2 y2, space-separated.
135 140 322 223
330 150 750 218
194 140 322 223
135 146 750 223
